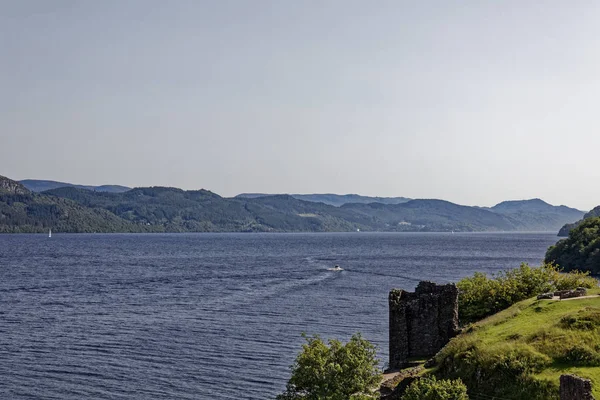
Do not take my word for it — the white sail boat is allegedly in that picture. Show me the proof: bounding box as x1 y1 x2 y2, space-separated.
48 229 52 238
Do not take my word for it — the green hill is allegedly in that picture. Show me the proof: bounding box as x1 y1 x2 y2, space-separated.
545 217 600 274
433 291 600 399
0 175 145 233
342 199 517 232
558 205 600 236
489 199 584 232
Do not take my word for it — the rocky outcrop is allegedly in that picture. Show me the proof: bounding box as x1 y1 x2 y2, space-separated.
560 374 595 400
380 366 423 400
388 281 459 370
0 175 30 195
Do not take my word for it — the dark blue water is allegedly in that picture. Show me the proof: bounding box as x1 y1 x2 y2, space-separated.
0 232 558 399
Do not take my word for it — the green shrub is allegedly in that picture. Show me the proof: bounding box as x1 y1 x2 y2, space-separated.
435 341 555 399
277 333 381 400
561 345 600 365
457 263 597 323
401 376 468 400
554 270 598 290
560 308 600 330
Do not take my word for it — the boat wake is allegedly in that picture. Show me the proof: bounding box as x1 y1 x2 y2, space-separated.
339 268 421 283
201 271 337 311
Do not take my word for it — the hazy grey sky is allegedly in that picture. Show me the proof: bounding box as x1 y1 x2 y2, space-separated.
2 1 599 210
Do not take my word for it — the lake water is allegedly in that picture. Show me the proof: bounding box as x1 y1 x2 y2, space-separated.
0 232 559 399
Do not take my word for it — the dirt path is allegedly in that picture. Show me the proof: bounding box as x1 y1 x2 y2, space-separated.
559 294 600 301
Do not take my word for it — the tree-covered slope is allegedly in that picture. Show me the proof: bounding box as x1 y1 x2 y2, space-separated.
0 174 589 233
41 188 526 233
489 198 584 232
43 187 360 232
341 199 517 232
241 196 583 232
545 217 600 274
0 175 144 233
558 205 600 236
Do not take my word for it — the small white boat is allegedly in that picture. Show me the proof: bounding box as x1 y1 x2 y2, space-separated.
329 265 343 271
48 229 52 238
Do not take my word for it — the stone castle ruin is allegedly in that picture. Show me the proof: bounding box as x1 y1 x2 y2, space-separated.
388 281 459 370
387 282 596 398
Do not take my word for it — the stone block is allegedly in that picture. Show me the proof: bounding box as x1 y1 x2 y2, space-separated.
560 374 595 400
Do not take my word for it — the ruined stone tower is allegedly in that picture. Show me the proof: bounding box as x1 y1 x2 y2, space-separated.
388 281 459 370
560 374 595 400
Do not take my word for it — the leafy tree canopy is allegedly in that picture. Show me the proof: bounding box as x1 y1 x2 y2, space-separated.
546 217 600 274
277 333 381 400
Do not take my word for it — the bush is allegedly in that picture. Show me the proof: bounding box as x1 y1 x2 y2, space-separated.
457 263 597 323
561 345 599 365
560 308 600 330
277 333 381 400
401 376 468 400
434 340 555 400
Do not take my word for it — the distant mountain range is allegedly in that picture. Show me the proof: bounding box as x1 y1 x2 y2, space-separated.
236 193 411 207
20 179 131 193
0 175 586 233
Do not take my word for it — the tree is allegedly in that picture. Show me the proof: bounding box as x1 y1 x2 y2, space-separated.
402 377 469 400
546 217 600 274
277 333 382 400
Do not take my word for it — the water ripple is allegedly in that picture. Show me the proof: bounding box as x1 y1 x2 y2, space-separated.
0 232 557 399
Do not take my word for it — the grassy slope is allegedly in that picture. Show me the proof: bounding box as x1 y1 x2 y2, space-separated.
435 289 600 399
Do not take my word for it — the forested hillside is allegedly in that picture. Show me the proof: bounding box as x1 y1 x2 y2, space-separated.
43 187 358 232
0 174 586 233
489 198 584 231
558 205 600 236
545 216 600 274
0 176 145 233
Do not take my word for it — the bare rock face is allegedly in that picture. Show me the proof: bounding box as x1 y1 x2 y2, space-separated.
560 374 595 400
380 366 423 400
388 281 459 370
0 175 30 195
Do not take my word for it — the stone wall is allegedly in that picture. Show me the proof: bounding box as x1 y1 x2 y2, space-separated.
388 281 459 370
557 288 588 299
560 374 595 400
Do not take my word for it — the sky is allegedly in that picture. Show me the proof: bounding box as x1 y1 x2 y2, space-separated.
1 1 600 210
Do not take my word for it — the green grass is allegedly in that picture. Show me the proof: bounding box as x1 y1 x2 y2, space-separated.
434 289 600 399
